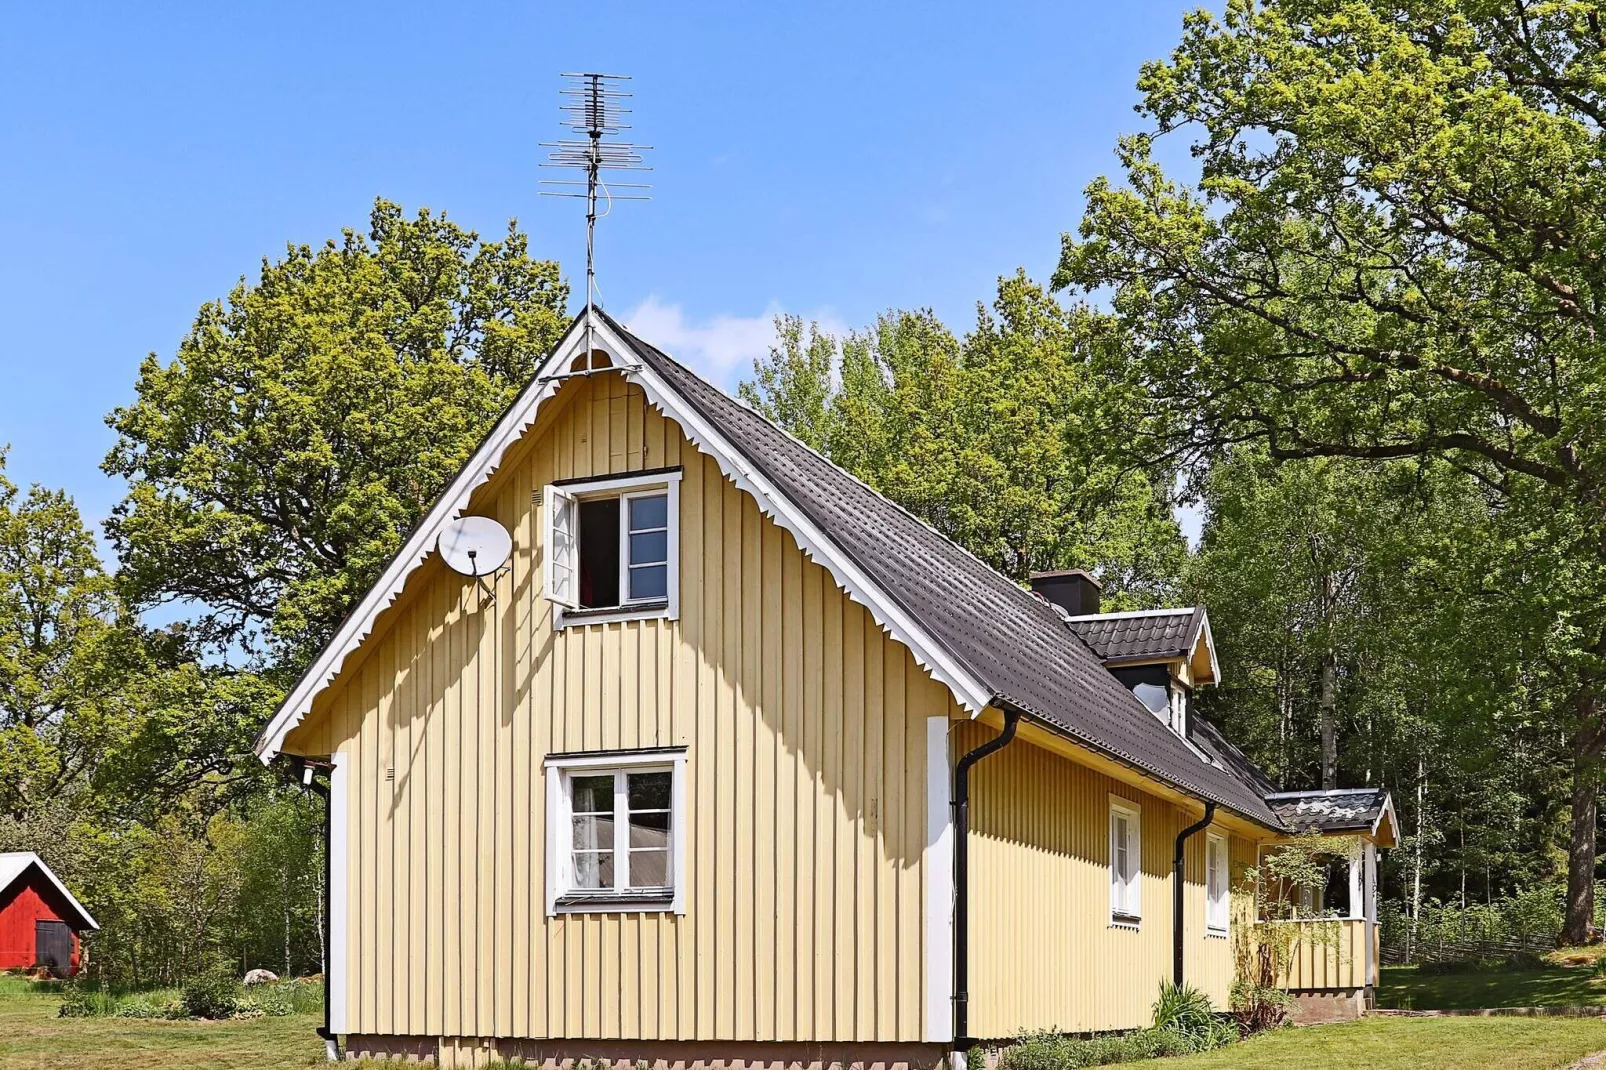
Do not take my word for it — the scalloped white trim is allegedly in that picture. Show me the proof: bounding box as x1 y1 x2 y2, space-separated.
254 316 644 761
255 312 990 762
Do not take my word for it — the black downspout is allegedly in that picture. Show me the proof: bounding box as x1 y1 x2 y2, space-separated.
953 708 1020 1048
1172 801 1216 987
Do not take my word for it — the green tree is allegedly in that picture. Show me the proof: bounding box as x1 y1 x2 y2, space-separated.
743 274 1187 603
104 199 568 664
1057 0 1606 943
0 453 135 819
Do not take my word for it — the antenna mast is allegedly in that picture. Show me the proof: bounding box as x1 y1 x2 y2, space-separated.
541 73 651 360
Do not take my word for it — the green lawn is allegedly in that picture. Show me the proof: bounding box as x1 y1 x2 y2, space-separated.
2 978 1604 1070
0 984 327 1070
1167 1016 1606 1070
1378 964 1606 1010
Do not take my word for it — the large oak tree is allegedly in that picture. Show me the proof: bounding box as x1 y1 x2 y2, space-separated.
103 200 568 665
1056 0 1606 939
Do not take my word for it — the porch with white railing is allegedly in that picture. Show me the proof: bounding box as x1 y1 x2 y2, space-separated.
1258 839 1381 992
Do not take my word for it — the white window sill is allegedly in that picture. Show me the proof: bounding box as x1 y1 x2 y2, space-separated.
556 600 672 629
1110 916 1141 931
554 891 676 915
1206 927 1229 939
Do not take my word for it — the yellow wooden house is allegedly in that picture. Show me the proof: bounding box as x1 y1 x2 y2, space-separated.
253 311 1397 1066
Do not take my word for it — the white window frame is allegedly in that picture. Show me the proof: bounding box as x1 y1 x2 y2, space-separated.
1205 831 1229 937
543 470 681 628
544 748 688 915
1109 795 1142 927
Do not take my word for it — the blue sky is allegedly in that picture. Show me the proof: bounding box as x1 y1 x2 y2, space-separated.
1 1 1202 540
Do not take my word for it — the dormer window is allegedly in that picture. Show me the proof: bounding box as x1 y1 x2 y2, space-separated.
1113 664 1188 736
544 469 681 627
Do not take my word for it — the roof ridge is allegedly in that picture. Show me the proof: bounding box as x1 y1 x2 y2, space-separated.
1064 607 1196 621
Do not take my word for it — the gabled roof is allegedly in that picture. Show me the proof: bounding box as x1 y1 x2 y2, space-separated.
610 317 1279 828
254 311 1281 828
1066 607 1203 662
1266 789 1398 843
0 853 98 930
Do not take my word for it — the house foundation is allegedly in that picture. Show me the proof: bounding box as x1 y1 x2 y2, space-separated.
344 1035 951 1070
1286 986 1372 1024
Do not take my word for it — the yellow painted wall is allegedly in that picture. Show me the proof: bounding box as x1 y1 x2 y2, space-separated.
280 368 1263 1046
283 372 952 1044
957 720 1256 1036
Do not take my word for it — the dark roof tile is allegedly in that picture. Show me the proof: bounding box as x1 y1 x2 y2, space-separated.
1267 789 1389 834
1066 608 1204 662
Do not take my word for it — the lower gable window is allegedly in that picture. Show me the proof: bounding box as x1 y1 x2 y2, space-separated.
545 470 680 626
545 748 687 915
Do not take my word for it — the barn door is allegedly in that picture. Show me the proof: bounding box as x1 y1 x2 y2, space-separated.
34 921 71 977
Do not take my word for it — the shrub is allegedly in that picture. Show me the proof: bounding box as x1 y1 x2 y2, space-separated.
55 982 117 1018
180 969 240 1019
1151 981 1235 1052
1229 975 1292 1033
253 985 295 1017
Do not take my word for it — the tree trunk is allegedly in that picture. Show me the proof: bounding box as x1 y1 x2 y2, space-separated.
1319 644 1338 790
1564 734 1601 945
1409 755 1425 963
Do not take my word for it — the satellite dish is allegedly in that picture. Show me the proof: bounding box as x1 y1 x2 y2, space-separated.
438 516 512 577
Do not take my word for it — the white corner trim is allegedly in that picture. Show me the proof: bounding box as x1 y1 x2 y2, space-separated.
624 362 994 716
923 717 954 1043
327 753 349 1036
255 314 642 762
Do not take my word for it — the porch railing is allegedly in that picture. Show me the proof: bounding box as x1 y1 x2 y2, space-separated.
1259 917 1376 991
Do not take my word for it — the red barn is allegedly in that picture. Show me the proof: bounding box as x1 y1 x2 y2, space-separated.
0 853 98 977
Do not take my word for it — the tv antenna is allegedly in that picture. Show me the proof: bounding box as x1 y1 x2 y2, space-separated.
541 73 651 361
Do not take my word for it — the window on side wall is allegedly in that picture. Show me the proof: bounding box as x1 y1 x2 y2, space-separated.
1206 832 1229 936
1109 797 1142 925
544 749 688 915
544 470 680 626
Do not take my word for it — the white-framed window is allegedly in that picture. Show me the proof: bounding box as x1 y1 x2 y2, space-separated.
1109 796 1142 925
1206 831 1229 936
544 469 681 627
543 747 688 915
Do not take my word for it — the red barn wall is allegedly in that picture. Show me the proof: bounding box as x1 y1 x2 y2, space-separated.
0 875 82 975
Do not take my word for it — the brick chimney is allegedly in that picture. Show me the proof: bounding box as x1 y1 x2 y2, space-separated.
1030 569 1102 618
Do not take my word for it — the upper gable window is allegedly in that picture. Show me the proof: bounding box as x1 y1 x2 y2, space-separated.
544 469 681 626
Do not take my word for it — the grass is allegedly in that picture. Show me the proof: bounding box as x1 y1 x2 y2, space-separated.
1165 1016 1606 1069
1 975 1603 1070
0 977 327 1070
1377 963 1606 1010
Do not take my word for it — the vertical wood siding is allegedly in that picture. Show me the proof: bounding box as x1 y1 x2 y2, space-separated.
955 720 1254 1036
1276 919 1369 991
282 372 949 1044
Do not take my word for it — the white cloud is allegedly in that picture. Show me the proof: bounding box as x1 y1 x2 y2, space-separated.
620 295 849 388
